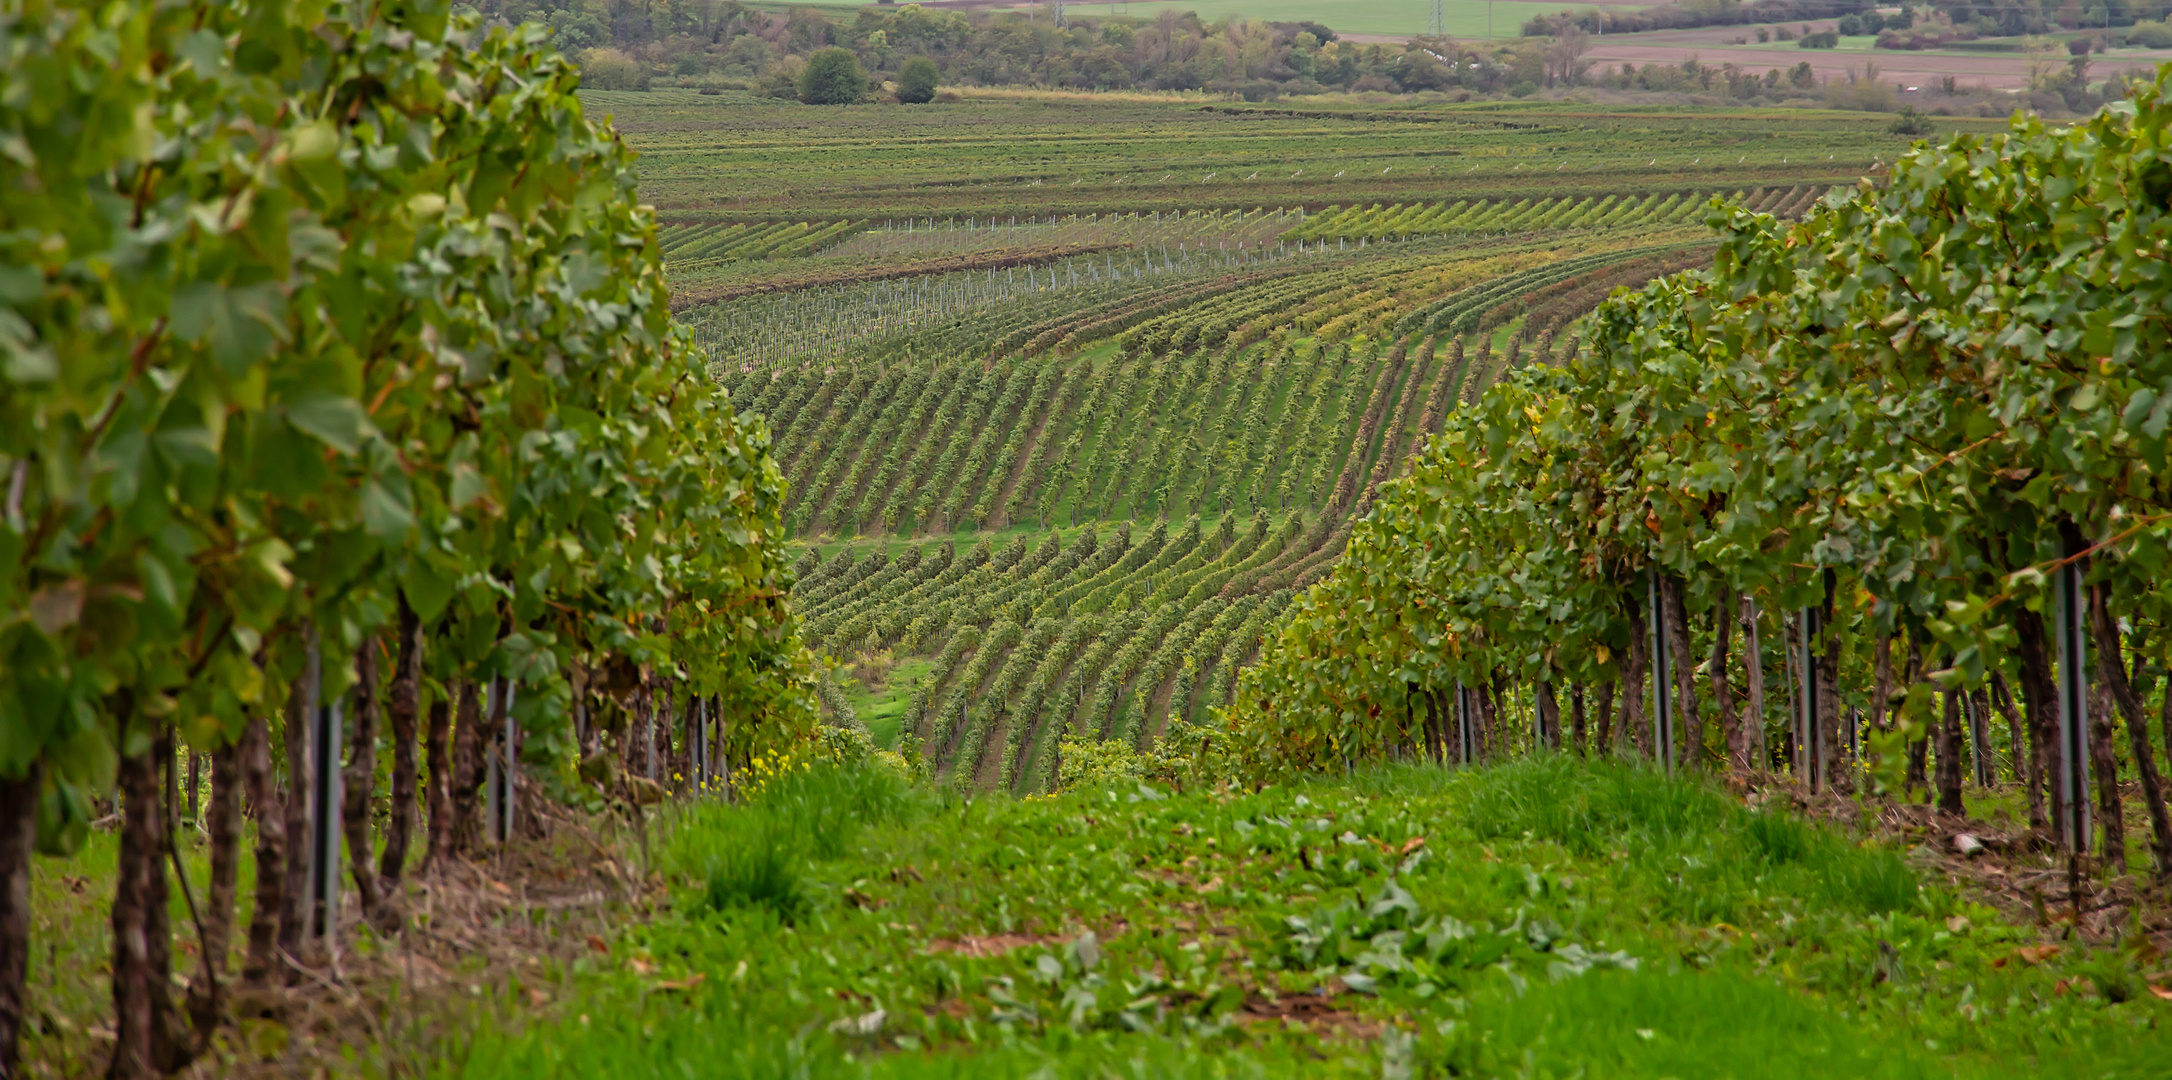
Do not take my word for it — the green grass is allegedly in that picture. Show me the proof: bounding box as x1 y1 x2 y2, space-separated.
844 655 935 749
445 755 2172 1079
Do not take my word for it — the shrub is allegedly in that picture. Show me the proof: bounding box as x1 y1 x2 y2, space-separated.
2127 20 2172 48
757 55 804 99
1837 14 1864 35
1887 104 1934 135
1877 11 1969 49
1798 30 1840 48
898 55 940 103
579 46 649 90
800 46 868 104
1824 76 1897 110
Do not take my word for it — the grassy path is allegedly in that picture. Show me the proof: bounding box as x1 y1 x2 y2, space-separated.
447 757 2172 1078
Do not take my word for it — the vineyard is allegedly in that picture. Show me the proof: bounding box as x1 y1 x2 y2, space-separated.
600 88 2000 220
15 7 2172 1077
694 210 1710 788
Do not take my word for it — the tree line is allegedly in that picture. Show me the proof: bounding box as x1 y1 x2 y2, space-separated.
1227 68 2172 889
473 0 1611 101
0 1 813 1076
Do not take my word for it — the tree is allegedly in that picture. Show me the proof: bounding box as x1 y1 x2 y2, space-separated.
800 46 868 104
898 55 940 103
1887 104 1933 135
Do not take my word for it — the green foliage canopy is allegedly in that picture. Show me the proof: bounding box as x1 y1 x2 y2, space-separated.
800 46 867 105
898 55 940 104
1226 68 2172 780
0 0 814 848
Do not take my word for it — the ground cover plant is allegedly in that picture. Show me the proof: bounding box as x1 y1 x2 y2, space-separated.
446 754 2172 1079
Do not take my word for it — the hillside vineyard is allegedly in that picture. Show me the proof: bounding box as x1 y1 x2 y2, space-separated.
686 200 1729 788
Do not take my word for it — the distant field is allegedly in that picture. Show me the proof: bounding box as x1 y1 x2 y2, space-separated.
929 0 1610 39
594 89 2004 219
1576 19 2172 91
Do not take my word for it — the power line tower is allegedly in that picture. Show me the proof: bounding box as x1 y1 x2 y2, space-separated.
1429 0 1445 37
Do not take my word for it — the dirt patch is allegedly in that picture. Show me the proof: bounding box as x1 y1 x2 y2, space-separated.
923 932 1069 958
1743 773 2172 960
1236 991 1379 1038
667 242 1133 311
142 788 659 1079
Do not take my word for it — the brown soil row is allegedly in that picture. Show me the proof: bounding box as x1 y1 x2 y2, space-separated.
666 241 1133 311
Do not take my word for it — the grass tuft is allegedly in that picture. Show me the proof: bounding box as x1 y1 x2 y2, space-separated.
670 759 915 922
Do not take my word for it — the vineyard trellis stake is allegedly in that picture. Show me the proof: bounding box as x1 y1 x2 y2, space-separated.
1456 683 1477 765
1648 571 1674 775
646 686 660 783
485 678 518 844
306 632 341 941
1967 690 1994 788
1797 606 1821 793
2054 538 2091 852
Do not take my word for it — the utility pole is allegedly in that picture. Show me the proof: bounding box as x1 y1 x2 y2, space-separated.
1430 0 1445 37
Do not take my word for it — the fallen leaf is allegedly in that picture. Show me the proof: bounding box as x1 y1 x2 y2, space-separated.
1399 837 1426 856
628 956 656 975
1195 875 1224 894
653 973 706 993
585 934 609 954
2147 983 2172 1001
1945 915 1970 934
2014 945 2059 965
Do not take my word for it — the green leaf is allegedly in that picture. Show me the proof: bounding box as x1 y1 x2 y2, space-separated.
400 555 458 623
363 474 415 539
170 281 287 375
284 393 372 455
